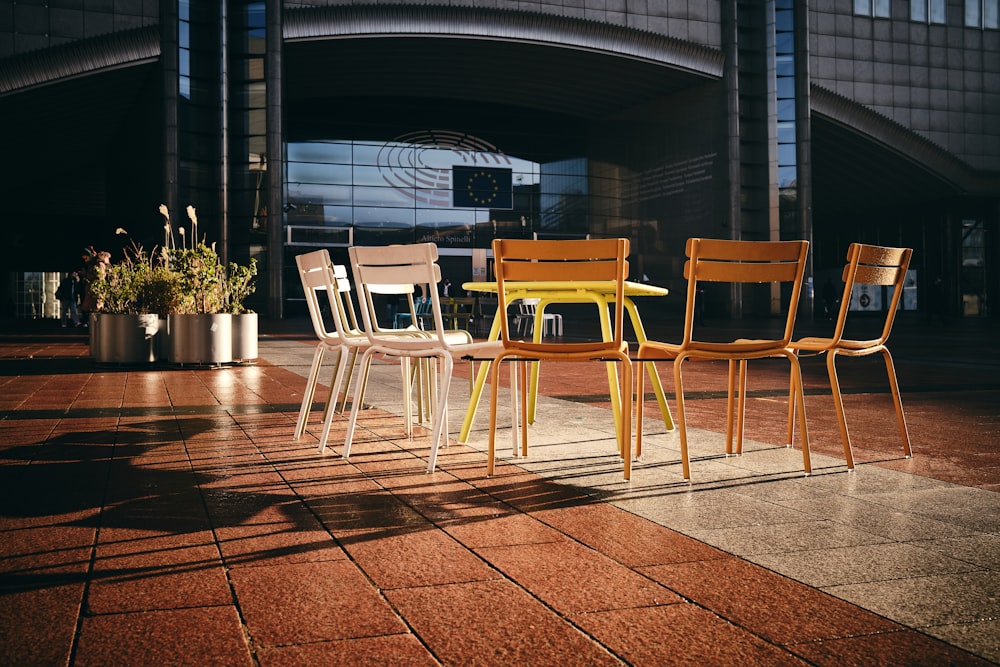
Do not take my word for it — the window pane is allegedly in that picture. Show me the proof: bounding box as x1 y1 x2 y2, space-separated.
911 0 927 21
855 0 871 15
966 0 981 26
777 121 796 145
986 0 999 27
931 0 946 22
777 76 796 100
875 0 891 16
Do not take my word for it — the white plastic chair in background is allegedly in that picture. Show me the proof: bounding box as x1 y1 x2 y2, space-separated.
516 298 563 337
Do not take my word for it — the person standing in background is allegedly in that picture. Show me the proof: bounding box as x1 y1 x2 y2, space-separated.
56 271 81 327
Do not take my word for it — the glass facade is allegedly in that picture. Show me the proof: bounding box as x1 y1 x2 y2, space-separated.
285 138 540 250
281 93 728 312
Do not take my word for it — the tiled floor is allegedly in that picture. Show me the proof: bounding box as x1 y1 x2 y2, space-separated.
1 314 997 666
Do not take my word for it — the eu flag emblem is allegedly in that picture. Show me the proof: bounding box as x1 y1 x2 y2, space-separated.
453 166 513 209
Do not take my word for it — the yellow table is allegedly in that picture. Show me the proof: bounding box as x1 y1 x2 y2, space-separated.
458 280 675 444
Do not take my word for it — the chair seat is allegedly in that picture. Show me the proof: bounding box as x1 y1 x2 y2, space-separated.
795 336 884 352
509 339 628 356
641 338 791 357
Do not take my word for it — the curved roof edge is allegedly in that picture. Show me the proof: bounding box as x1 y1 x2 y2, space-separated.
810 84 1000 196
0 26 160 96
285 5 724 79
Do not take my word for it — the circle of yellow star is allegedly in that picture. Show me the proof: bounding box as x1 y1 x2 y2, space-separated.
465 170 499 205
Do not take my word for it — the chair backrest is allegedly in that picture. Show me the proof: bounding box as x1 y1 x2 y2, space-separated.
832 243 912 346
349 243 465 351
492 238 629 351
681 238 810 346
296 249 358 344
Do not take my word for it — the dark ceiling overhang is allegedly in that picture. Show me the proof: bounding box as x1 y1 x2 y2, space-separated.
810 85 1000 220
283 5 723 121
0 28 161 216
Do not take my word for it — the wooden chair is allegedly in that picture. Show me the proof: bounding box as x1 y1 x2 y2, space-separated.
635 238 812 481
346 243 502 473
487 237 634 479
787 243 913 470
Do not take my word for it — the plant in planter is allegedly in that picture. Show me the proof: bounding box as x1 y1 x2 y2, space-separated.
163 205 259 364
87 240 180 364
222 248 259 362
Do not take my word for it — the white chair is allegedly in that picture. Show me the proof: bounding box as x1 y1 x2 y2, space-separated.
514 299 563 337
345 243 503 473
295 250 427 452
294 251 366 443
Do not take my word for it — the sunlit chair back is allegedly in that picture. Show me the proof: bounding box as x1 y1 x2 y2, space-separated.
350 243 472 351
830 243 913 350
297 250 349 344
680 237 810 351
493 238 628 354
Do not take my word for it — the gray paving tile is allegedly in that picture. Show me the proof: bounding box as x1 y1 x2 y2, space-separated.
825 571 1000 626
925 619 1000 665
920 534 1000 569
746 541 983 588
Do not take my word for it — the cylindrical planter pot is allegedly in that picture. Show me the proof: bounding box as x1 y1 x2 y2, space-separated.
231 312 258 361
167 313 233 365
155 316 169 361
90 313 161 364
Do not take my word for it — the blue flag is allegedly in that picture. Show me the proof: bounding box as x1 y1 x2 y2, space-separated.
453 166 513 209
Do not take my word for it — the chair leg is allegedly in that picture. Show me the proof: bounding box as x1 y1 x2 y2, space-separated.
785 359 798 447
338 348 359 414
736 359 748 456
487 354 504 477
425 354 451 473
509 360 519 456
518 359 529 457
725 360 737 456
295 345 326 440
673 356 692 481
319 351 346 429
342 349 374 459
635 360 645 459
401 358 413 439
881 348 913 459
789 353 812 475
620 356 633 481
826 350 855 471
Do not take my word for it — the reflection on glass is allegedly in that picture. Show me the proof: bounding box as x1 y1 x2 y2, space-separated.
285 137 542 245
779 165 797 189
